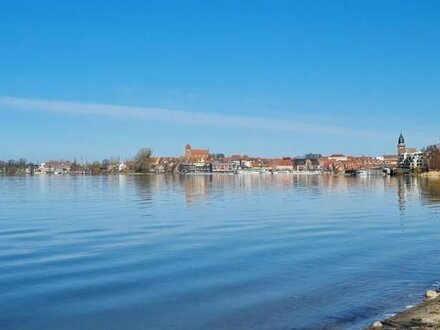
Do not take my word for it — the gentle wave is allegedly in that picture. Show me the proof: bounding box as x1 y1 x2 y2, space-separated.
0 175 439 329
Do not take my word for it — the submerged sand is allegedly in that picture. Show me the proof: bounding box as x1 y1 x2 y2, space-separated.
368 295 440 329
420 171 440 178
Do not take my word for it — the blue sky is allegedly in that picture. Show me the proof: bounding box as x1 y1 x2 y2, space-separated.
0 0 439 162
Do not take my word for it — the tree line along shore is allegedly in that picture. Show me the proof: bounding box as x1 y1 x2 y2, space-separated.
1 142 440 176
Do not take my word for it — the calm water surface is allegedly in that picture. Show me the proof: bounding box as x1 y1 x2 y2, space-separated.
1 175 440 329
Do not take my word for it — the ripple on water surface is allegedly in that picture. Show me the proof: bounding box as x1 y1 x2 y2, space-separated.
0 175 440 329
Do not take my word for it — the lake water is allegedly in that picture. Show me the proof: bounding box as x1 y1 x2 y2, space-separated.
1 175 440 329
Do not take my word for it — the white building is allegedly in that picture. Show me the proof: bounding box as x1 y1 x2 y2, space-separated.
328 154 348 162
399 152 425 169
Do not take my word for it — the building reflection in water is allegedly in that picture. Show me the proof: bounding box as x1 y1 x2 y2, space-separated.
179 174 395 208
130 175 155 207
129 173 440 212
418 177 440 205
396 176 411 214
182 175 212 206
394 175 440 214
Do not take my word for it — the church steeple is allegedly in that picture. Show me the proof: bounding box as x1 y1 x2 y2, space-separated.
397 133 406 155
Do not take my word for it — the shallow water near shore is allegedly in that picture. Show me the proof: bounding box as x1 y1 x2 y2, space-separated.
1 175 440 329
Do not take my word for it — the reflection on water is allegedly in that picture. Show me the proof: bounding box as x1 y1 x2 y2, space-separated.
419 177 440 204
133 174 440 212
0 175 440 329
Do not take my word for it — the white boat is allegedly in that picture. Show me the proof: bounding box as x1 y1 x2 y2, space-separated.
236 169 254 175
252 169 270 174
274 170 291 174
356 170 369 176
291 171 320 175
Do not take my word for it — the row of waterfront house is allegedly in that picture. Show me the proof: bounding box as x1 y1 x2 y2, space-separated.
4 153 392 175
2 134 438 176
180 144 395 174
180 136 440 175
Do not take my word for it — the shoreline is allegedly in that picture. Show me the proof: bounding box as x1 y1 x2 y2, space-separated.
2 172 440 177
368 291 440 329
420 170 440 178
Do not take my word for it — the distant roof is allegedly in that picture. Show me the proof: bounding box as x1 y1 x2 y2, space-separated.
278 159 293 166
398 133 405 144
190 149 209 156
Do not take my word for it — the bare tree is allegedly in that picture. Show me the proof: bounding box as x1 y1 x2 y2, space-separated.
110 157 120 174
91 161 102 175
134 148 152 173
0 161 5 174
424 145 440 171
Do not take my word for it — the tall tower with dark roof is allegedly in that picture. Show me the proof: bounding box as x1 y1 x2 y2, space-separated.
397 133 406 155
185 144 192 159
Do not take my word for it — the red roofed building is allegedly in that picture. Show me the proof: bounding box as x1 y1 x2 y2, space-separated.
274 158 294 172
185 144 210 163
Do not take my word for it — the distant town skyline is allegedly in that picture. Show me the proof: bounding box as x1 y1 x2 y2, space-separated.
1 1 439 161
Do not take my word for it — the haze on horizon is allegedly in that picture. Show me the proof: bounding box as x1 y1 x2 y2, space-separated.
0 1 439 161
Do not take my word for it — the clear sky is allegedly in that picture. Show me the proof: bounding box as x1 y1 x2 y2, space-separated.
0 0 439 162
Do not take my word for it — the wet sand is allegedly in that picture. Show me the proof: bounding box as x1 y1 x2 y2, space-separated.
420 171 440 178
368 295 440 329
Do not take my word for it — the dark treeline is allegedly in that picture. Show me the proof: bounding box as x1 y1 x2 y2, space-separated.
423 144 440 171
0 158 120 175
0 147 156 175
0 159 31 175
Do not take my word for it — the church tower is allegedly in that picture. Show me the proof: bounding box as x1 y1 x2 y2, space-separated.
185 144 192 159
397 133 406 155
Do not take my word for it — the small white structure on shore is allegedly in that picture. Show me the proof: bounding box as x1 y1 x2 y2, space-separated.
425 290 439 299
118 163 126 172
